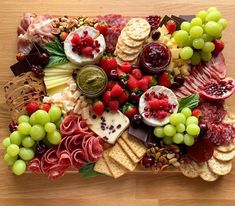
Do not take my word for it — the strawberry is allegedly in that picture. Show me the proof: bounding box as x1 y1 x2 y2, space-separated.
60 32 69 41
99 54 118 74
192 109 202 117
82 35 94 47
111 83 124 97
132 68 142 79
156 111 168 119
102 90 112 105
157 72 172 88
108 100 119 112
120 62 132 73
71 33 82 45
92 100 105 116
143 75 157 87
122 103 138 118
107 81 116 90
128 74 139 92
166 20 176 34
41 103 51 112
95 22 109 36
81 46 93 57
148 99 160 111
117 68 128 80
213 39 224 56
119 90 129 104
26 102 39 114
138 78 148 92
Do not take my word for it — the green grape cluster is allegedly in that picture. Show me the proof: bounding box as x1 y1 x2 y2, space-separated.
153 107 200 146
173 7 228 65
2 106 63 176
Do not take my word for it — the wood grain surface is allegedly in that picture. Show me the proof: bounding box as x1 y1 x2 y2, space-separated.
0 0 235 205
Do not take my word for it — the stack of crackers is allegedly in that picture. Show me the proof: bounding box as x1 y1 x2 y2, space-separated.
94 131 147 178
114 18 151 64
4 72 46 120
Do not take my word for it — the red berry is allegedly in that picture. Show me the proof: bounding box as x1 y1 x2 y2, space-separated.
95 22 109 36
122 103 138 118
120 62 132 73
156 111 168 119
111 83 124 97
166 20 176 34
81 46 94 57
143 75 157 87
108 100 119 112
26 102 39 114
192 109 202 117
102 90 112 105
99 55 118 74
119 90 129 104
157 72 172 88
107 81 116 90
82 35 95 47
138 79 149 92
128 75 139 92
159 98 169 108
132 68 142 80
41 103 51 112
213 39 224 56
148 99 160 111
71 33 82 45
92 100 105 116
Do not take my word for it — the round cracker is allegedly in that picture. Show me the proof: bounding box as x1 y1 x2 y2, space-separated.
179 161 199 178
117 37 142 55
115 56 137 66
120 29 144 47
216 144 235 153
115 47 139 62
213 149 235 161
199 162 219 182
125 18 151 40
208 156 232 176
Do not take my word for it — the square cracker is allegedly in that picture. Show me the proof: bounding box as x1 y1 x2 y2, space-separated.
103 148 127 178
118 138 140 163
109 143 136 171
94 157 112 177
121 131 147 159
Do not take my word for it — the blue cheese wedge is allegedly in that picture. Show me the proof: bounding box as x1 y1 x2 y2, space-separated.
89 110 130 144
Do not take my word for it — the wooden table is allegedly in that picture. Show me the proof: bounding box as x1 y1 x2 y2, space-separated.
0 0 235 205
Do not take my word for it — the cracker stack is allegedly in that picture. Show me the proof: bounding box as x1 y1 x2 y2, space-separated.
94 131 147 178
4 72 46 120
114 18 151 64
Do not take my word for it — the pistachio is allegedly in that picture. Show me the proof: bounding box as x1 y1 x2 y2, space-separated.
155 152 161 159
169 158 177 164
150 147 156 154
167 153 175 160
154 146 159 151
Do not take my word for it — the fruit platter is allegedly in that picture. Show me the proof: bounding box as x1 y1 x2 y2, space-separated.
2 7 235 182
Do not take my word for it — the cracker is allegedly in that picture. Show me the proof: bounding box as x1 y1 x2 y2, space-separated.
216 144 235 153
115 56 137 66
94 157 112 177
208 156 232 176
121 131 146 159
103 148 127 178
120 29 144 47
117 37 142 55
179 161 199 178
199 162 219 182
118 138 140 163
213 149 235 161
115 47 139 62
109 143 136 171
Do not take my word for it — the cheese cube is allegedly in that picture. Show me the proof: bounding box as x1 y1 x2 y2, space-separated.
171 48 180 59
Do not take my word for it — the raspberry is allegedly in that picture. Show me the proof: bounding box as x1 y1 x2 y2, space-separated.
26 102 39 114
41 103 51 112
156 111 168 119
82 35 95 46
71 33 82 45
148 99 160 111
166 20 176 34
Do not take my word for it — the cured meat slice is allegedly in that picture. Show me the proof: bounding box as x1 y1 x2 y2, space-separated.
47 164 66 180
60 115 78 136
67 134 83 151
71 149 86 168
58 150 72 168
27 158 41 173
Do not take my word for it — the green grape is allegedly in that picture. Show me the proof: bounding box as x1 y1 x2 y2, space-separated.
186 116 199 126
189 26 203 38
163 125 176 137
192 38 204 49
183 35 193 47
9 131 24 146
205 21 222 37
22 136 35 148
34 110 50 125
19 148 35 161
7 144 20 157
30 124 46 141
3 153 17 166
153 127 164 138
55 118 63 130
173 30 189 47
207 7 218 13
186 124 200 136
176 123 186 133
181 21 191 32
202 42 215 53
163 136 173 145
47 130 62 145
173 133 184 144
181 108 192 118
201 51 212 62
169 113 186 125
18 122 31 135
191 52 201 65
184 134 195 146
2 137 11 149
12 160 26 175
196 10 207 22
48 106 62 123
44 122 56 133
180 47 193 60
202 34 213 42
190 17 203 27
206 10 221 22
29 113 37 125
218 18 228 30
18 115 30 124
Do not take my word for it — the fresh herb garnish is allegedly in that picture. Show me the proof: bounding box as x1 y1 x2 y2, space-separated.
44 37 68 67
178 93 200 111
79 163 103 178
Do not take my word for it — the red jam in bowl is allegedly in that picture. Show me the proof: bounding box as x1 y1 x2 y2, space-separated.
140 42 171 74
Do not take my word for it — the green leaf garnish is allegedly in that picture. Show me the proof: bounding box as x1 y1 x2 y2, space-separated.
178 94 200 111
79 163 103 178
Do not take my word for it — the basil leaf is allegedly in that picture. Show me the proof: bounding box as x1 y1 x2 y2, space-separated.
79 163 103 178
46 56 68 67
178 94 200 111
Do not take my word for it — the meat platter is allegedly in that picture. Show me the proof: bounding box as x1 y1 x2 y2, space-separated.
2 7 235 181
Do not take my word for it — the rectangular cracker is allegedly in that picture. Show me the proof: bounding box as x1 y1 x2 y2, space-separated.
94 157 113 177
103 148 127 178
118 138 140 163
109 143 136 171
121 131 147 159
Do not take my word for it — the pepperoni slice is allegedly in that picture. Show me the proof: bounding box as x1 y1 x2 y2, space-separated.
47 164 66 180
28 158 41 173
